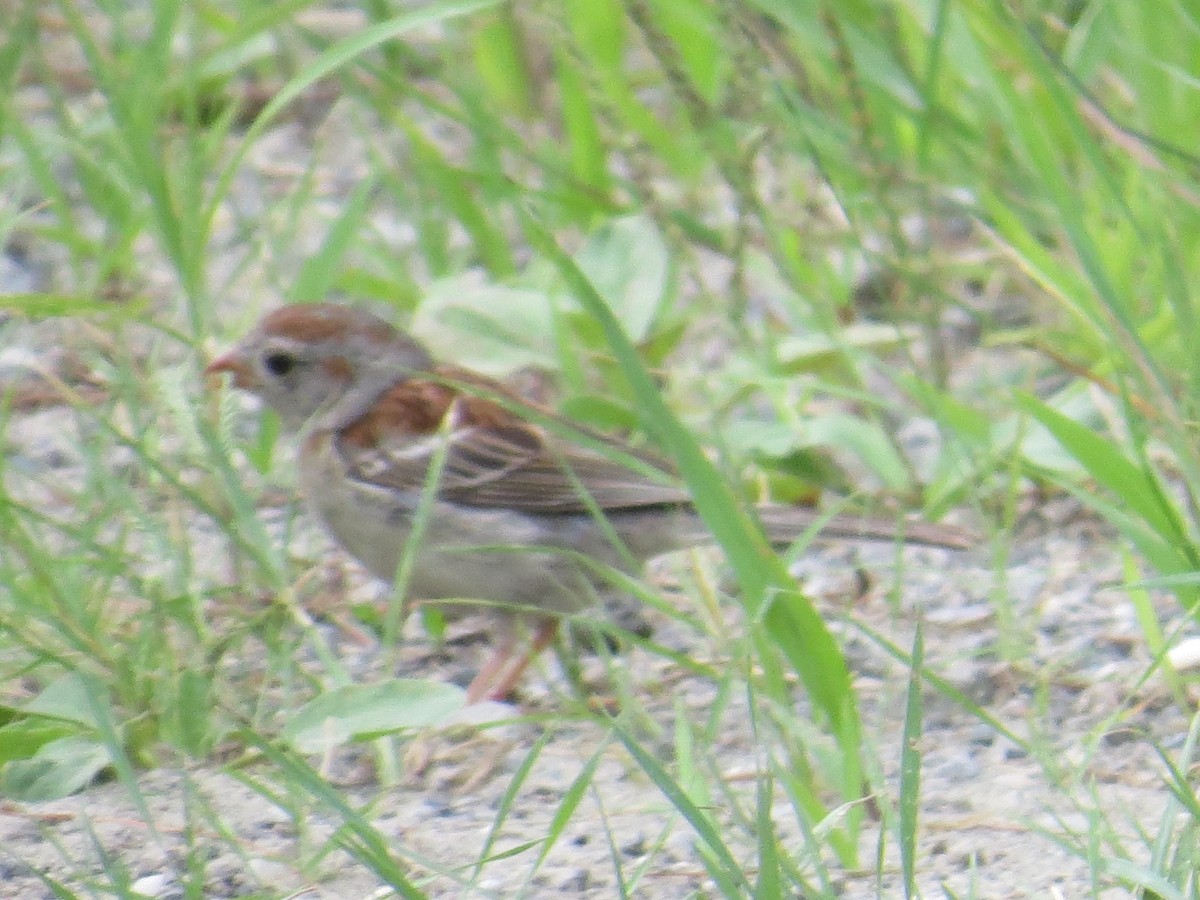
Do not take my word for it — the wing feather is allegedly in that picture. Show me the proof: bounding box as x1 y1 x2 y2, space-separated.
334 373 690 514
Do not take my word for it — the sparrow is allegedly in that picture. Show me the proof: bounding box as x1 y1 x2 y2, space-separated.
206 303 969 702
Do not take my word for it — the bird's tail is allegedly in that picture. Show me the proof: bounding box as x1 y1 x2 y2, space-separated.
752 505 973 550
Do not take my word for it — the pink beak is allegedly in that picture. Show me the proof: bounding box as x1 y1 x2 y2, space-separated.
204 352 255 388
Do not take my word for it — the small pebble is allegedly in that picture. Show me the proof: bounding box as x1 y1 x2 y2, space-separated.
1167 636 1200 672
130 873 178 899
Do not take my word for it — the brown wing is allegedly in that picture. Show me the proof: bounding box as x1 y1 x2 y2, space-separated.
335 369 690 514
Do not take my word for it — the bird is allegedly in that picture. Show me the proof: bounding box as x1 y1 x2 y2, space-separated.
205 302 969 702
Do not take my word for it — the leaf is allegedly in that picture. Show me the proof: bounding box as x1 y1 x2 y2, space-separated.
409 275 558 376
573 215 671 343
23 673 103 730
289 176 376 302
1016 391 1183 537
614 725 749 894
1 736 113 800
0 294 148 318
558 394 640 433
899 624 924 898
776 323 920 373
805 413 912 492
175 670 215 756
725 413 911 492
0 720 80 765
281 679 464 754
470 7 535 117
555 48 608 196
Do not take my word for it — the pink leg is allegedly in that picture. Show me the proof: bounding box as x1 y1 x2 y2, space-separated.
465 629 519 703
473 619 560 703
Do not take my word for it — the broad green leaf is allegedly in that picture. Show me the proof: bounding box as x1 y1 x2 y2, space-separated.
282 679 464 753
804 413 912 491
23 673 103 730
0 721 80 765
726 413 911 492
1 737 112 801
410 275 558 376
574 215 671 344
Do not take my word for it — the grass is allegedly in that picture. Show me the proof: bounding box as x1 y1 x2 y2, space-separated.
2 0 1200 895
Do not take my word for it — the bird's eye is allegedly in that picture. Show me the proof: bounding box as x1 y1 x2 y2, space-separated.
263 352 296 377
